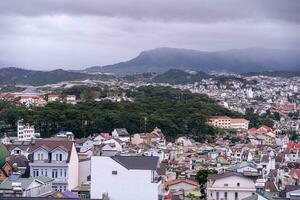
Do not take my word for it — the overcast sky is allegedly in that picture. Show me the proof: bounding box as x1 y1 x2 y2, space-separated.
0 0 299 70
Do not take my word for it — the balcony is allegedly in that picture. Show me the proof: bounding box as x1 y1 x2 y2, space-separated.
29 162 68 167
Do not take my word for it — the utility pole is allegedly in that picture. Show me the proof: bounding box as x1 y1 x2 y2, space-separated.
144 117 147 132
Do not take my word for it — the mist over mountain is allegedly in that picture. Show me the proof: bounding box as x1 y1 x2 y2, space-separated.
84 47 300 75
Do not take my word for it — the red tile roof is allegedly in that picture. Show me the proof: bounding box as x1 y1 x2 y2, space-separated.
166 179 199 187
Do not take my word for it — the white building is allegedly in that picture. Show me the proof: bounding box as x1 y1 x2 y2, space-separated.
209 116 249 130
91 155 162 200
29 138 79 192
17 119 39 141
207 172 256 200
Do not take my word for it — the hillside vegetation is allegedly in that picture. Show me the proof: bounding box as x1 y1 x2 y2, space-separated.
0 86 240 140
152 69 212 84
0 67 96 86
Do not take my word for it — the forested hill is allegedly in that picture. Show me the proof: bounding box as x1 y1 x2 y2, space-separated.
0 86 272 141
0 67 96 86
152 69 212 84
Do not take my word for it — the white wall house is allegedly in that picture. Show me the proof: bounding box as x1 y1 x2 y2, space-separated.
29 138 79 192
17 119 39 141
91 156 162 200
207 173 256 200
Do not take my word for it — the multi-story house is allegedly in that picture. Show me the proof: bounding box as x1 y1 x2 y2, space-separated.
131 127 166 146
231 148 243 162
19 96 40 107
207 172 256 200
284 148 299 163
17 119 39 141
209 116 231 129
47 94 60 102
91 155 162 200
65 95 76 104
209 116 249 130
230 118 249 130
29 138 79 192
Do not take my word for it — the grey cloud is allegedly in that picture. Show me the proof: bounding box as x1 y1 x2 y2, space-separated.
0 1 299 70
0 0 300 23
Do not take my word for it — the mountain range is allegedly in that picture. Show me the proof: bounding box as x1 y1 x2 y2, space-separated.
83 47 300 75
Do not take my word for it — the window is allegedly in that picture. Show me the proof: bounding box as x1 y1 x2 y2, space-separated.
237 182 240 187
56 153 63 161
225 192 227 200
216 192 219 200
60 169 63 177
52 169 58 178
64 169 67 177
112 170 118 175
224 184 228 187
37 153 44 161
33 169 39 177
41 169 44 176
235 192 238 200
14 150 21 155
45 169 48 176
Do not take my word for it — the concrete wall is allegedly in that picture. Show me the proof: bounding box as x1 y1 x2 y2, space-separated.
91 156 159 200
67 144 79 190
79 159 91 185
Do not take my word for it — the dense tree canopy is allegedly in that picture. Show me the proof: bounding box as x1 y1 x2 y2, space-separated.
0 86 231 140
0 86 272 141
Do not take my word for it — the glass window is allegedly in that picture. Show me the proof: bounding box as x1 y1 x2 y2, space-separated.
52 169 58 178
37 153 44 161
33 169 39 177
56 154 63 161
235 192 238 200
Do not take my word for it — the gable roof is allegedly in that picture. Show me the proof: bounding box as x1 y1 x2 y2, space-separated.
7 141 32 151
112 155 159 170
29 138 73 153
29 138 73 162
167 179 199 187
